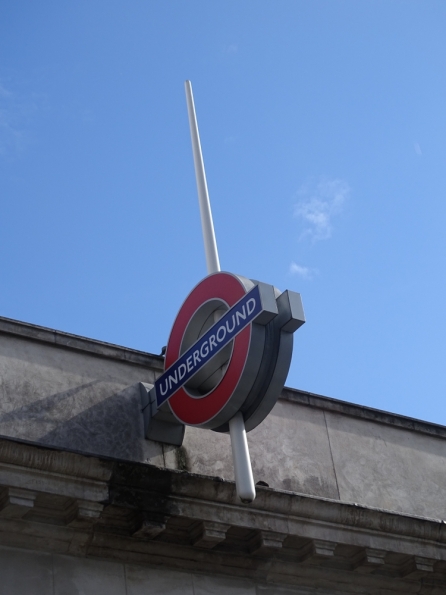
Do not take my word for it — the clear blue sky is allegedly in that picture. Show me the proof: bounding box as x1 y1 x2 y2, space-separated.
1 1 445 425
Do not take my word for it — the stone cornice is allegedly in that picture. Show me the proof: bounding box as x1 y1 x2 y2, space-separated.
0 436 445 592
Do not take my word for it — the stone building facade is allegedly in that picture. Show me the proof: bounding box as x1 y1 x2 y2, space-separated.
0 315 445 594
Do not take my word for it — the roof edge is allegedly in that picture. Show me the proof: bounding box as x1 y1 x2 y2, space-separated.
1 314 444 439
0 315 164 370
282 386 446 439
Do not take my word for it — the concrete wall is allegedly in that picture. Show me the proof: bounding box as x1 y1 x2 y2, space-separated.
0 544 343 595
1 318 446 521
0 330 164 465
184 396 446 520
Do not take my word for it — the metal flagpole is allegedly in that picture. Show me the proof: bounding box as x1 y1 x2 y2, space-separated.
228 411 256 502
184 80 220 276
184 80 256 503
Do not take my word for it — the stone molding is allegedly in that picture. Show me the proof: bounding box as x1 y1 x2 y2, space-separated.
0 437 445 593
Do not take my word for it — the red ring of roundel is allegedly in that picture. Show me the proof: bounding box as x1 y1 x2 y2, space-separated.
166 272 251 426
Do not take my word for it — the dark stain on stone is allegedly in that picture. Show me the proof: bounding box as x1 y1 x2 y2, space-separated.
108 461 176 521
175 446 189 472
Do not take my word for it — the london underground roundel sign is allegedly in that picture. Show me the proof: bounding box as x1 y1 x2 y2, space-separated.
147 271 305 435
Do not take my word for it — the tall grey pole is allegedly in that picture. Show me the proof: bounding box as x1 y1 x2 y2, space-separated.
184 81 220 275
184 81 256 503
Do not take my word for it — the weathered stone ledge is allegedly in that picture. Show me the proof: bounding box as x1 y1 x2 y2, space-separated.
0 436 445 593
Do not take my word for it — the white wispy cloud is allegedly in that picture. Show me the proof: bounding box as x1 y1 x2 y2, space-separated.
0 81 28 157
294 178 350 241
225 44 238 55
289 262 316 279
0 84 12 98
0 81 48 158
414 142 422 156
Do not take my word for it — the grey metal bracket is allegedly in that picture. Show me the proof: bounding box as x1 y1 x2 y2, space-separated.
140 382 185 446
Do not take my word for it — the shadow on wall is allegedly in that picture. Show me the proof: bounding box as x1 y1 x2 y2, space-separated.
0 379 154 463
